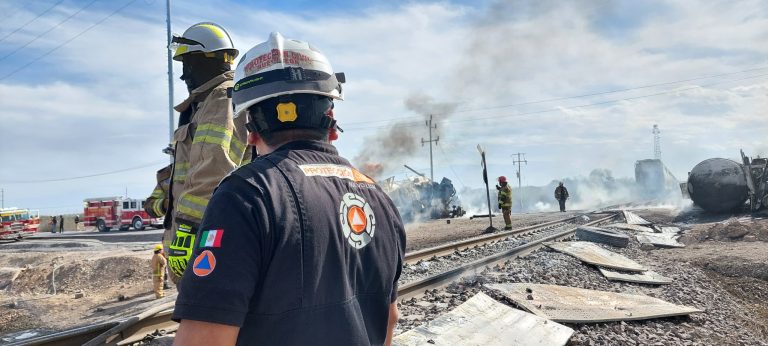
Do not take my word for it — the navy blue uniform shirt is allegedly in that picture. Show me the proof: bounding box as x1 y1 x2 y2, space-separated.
173 140 406 345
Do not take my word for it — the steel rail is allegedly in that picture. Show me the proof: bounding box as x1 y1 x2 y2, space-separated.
404 215 582 265
11 212 617 345
397 212 618 300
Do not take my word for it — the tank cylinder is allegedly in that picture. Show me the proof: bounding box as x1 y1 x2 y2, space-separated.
687 158 747 212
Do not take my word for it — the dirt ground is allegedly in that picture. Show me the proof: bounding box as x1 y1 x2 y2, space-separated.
1 207 767 344
0 243 174 338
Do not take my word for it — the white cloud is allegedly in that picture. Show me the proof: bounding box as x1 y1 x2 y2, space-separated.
0 0 766 214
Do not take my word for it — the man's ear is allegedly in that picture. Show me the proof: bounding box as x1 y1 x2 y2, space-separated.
247 132 260 146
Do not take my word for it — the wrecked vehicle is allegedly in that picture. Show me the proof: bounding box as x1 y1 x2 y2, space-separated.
684 150 768 213
380 175 466 222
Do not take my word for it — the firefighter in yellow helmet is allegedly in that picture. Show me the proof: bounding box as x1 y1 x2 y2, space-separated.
164 22 250 283
496 176 513 230
151 244 167 299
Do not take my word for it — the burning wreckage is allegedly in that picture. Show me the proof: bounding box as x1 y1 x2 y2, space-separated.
379 173 466 222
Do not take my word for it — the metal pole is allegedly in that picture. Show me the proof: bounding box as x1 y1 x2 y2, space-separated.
421 115 439 183
482 153 493 229
166 0 174 162
477 144 497 233
512 153 527 212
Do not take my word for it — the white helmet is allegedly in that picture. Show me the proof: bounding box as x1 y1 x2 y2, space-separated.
170 22 239 61
232 32 344 118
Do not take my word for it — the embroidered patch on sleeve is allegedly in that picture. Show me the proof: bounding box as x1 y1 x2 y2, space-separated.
200 229 223 248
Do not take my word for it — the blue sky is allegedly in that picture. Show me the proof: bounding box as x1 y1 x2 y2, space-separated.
0 0 766 215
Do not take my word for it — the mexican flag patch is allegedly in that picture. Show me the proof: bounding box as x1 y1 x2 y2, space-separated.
200 229 223 248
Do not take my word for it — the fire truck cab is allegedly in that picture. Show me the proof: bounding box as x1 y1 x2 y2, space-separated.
83 197 162 232
0 208 39 240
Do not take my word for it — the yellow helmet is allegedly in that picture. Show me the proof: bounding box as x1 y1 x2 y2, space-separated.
169 22 239 62
154 244 163 251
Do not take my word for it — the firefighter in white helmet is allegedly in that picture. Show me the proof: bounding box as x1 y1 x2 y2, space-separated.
173 32 404 346
164 22 250 284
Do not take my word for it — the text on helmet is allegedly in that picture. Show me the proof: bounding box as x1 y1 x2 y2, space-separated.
244 49 313 75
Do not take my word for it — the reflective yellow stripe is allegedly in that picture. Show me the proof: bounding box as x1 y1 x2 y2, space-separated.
194 124 233 146
150 187 165 198
177 194 209 220
228 137 246 164
194 123 246 164
173 162 190 182
152 199 165 216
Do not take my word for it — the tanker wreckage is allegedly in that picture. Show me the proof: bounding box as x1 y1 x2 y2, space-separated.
684 150 768 213
380 165 466 222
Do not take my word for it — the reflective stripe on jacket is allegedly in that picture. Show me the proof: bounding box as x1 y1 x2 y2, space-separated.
170 71 250 225
151 253 167 277
498 185 512 207
145 165 172 218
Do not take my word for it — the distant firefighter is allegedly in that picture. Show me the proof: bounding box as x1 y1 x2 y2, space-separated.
496 176 513 230
554 182 569 212
151 244 167 299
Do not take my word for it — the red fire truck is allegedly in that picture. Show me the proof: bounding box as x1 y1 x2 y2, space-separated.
83 197 163 232
0 208 39 239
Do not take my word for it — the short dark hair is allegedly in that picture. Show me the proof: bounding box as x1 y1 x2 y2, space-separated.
259 128 329 147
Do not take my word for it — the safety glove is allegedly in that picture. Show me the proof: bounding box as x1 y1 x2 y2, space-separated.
168 221 198 278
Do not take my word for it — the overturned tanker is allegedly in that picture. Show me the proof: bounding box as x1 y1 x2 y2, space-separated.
380 175 466 222
685 150 768 213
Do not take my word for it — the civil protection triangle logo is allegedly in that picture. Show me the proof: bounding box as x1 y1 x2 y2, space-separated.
338 193 376 249
192 250 216 277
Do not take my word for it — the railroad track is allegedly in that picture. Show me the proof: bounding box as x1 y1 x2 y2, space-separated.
398 212 618 299
10 211 618 345
404 214 587 265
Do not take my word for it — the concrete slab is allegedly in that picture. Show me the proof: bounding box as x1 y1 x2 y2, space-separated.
486 283 703 323
546 241 646 272
598 268 673 285
623 211 653 225
636 233 685 248
393 292 574 346
606 223 655 233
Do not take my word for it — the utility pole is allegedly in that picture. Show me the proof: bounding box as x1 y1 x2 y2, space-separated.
421 115 439 183
512 153 527 212
652 124 661 160
166 0 175 163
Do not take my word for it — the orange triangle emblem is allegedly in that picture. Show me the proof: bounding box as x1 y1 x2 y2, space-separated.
347 206 367 234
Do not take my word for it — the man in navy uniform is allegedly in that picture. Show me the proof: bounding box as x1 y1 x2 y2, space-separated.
172 32 406 346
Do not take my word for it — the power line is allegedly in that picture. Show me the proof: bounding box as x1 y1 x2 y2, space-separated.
441 72 768 126
0 160 166 184
340 65 768 127
0 0 99 62
342 72 768 131
0 0 139 81
0 0 66 44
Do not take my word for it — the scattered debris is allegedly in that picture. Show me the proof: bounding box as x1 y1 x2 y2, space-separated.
575 226 630 247
486 283 703 323
606 223 655 233
546 241 646 272
74 292 84 299
623 211 653 225
598 268 672 285
636 233 684 248
394 292 574 346
117 294 128 302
